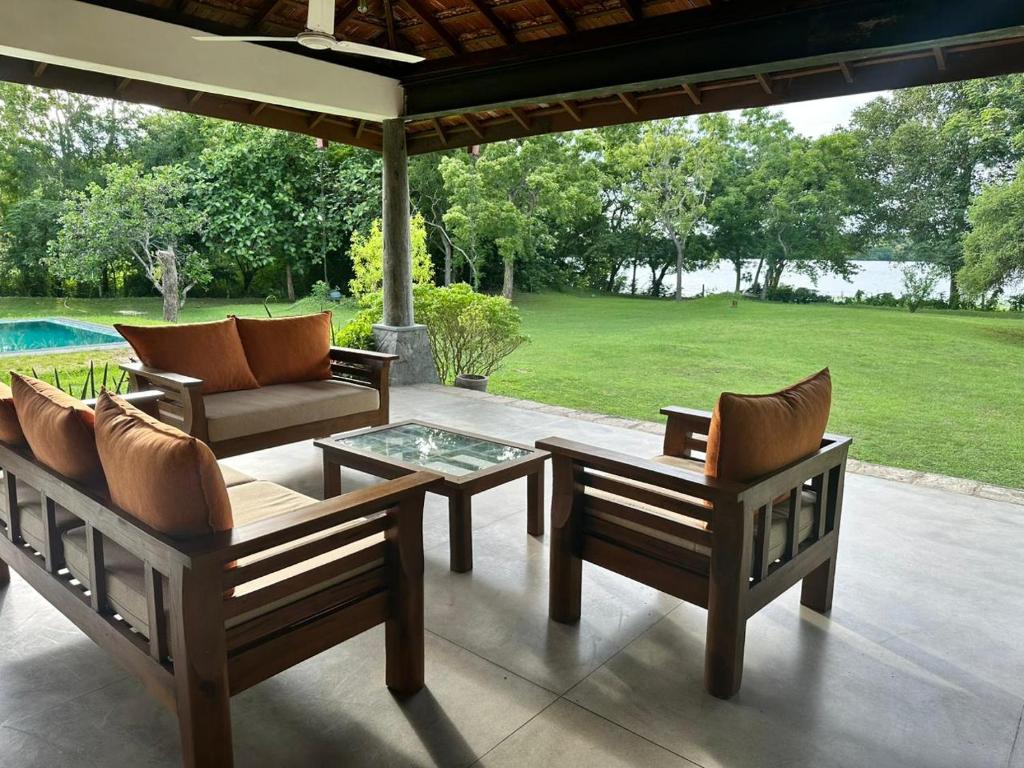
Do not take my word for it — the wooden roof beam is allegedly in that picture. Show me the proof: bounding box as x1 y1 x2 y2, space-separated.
838 61 854 83
681 82 701 105
401 0 464 54
618 91 639 114
620 0 644 22
247 0 284 32
933 46 947 70
32 61 47 77
462 112 485 139
464 0 516 47
432 118 448 144
755 72 773 94
508 106 531 130
561 100 582 122
540 0 575 33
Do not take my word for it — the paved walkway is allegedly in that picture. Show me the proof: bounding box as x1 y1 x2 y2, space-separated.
1 384 1022 767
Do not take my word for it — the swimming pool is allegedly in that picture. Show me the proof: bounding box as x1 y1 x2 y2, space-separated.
0 319 125 355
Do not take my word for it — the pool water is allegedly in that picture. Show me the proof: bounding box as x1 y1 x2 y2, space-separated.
0 320 123 354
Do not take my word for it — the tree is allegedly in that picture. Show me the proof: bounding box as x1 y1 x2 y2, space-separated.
198 123 379 299
751 131 866 297
626 115 728 300
348 213 434 299
707 109 793 293
900 262 945 312
959 169 1024 301
849 78 1024 307
440 134 602 298
50 163 208 321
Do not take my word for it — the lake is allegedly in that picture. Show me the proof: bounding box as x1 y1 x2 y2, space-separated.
617 260 1024 302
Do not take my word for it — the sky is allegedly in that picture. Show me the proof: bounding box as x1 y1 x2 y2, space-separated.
735 91 889 138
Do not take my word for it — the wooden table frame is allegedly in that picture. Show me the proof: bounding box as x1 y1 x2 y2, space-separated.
316 420 549 573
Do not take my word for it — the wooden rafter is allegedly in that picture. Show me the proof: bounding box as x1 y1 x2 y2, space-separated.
401 0 463 54
620 0 644 22
32 61 47 77
508 106 531 130
838 61 854 83
755 73 773 94
618 91 639 114
681 83 701 105
933 46 947 70
382 0 399 48
539 0 575 33
432 117 448 144
463 0 515 46
462 112 485 138
247 0 283 32
560 100 582 122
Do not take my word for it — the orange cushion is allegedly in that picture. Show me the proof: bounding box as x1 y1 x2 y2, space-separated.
705 369 832 484
0 382 26 446
10 374 105 490
234 313 332 386
94 391 232 538
115 318 258 394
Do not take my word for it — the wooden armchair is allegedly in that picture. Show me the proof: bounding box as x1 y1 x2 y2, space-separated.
123 347 396 458
0 395 440 767
538 406 850 699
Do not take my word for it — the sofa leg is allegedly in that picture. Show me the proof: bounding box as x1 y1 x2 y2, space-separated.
548 457 582 623
171 565 233 768
801 554 837 615
0 558 9 587
704 607 746 699
386 494 425 695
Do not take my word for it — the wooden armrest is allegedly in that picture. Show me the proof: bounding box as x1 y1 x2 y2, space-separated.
330 347 399 365
82 389 164 417
660 406 713 422
536 436 743 502
120 362 203 391
183 471 442 564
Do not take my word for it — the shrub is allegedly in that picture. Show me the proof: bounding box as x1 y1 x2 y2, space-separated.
764 285 832 304
334 283 528 384
1009 293 1024 312
348 214 434 300
899 262 945 313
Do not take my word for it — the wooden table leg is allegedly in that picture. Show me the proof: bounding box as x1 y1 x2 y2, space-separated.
527 466 545 537
448 493 473 573
322 455 342 499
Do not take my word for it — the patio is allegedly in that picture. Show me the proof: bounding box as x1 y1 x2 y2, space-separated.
1 384 1021 768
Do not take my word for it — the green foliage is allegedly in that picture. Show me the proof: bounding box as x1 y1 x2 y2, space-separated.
334 284 528 383
762 285 832 304
959 168 1024 300
900 262 946 313
347 214 434 299
49 162 209 320
414 283 528 383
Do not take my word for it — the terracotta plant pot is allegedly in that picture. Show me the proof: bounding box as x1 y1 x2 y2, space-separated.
454 373 488 392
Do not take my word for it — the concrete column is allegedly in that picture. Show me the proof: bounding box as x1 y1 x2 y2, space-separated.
374 118 439 385
381 118 414 327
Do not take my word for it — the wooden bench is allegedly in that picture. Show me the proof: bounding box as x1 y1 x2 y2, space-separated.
0 392 440 767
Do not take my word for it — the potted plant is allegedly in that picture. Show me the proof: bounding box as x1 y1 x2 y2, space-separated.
454 373 489 391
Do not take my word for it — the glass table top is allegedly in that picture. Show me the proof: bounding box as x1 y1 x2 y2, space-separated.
334 423 532 477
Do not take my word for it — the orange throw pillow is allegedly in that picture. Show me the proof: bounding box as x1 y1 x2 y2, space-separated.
0 382 26 446
10 374 105 490
115 318 258 394
705 369 832 484
94 391 233 538
234 312 332 386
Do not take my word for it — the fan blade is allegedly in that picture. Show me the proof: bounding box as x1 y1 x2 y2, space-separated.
192 35 299 42
332 40 425 63
307 0 336 35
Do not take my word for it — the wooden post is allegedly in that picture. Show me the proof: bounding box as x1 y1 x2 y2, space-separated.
705 500 750 699
549 456 583 623
381 118 413 328
386 493 425 694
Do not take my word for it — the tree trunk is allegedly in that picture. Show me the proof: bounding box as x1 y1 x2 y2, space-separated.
284 263 296 302
502 257 514 300
948 268 959 309
673 238 685 301
751 258 764 295
630 261 638 295
443 238 452 286
157 249 180 323
733 260 742 293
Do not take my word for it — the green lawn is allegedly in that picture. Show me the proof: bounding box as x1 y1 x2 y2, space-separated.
1 293 1021 488
490 293 1024 489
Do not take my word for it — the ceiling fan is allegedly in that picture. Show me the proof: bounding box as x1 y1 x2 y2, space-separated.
192 0 425 64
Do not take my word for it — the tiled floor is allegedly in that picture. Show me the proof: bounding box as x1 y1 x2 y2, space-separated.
1 384 1022 767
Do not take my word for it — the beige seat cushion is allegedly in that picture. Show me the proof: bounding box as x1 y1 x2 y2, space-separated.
584 454 817 565
62 480 384 639
12 477 83 556
203 380 380 443
218 462 255 488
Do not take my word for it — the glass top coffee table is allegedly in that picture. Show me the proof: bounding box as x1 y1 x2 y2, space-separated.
316 420 549 572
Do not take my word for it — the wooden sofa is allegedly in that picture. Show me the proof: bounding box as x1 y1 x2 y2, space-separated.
0 389 440 768
539 404 850 699
113 314 396 459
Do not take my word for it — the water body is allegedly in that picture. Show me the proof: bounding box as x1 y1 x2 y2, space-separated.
0 319 123 354
618 260 1024 301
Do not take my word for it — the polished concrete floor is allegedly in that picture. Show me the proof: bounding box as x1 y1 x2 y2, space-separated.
1 384 1023 767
